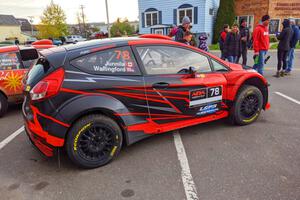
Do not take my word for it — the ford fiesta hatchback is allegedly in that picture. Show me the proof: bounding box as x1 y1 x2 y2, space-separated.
22 35 270 168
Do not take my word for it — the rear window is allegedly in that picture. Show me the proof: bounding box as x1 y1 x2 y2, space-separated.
26 58 52 85
0 52 21 70
71 46 141 75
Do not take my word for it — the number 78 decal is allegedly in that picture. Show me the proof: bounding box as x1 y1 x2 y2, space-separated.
189 86 223 107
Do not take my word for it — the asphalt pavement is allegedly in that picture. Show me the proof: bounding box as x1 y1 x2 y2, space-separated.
0 51 299 200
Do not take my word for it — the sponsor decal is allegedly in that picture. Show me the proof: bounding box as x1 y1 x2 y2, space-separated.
196 104 219 116
0 71 24 92
189 86 223 107
74 123 92 151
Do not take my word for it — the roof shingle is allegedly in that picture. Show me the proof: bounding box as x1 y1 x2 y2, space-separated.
0 15 20 26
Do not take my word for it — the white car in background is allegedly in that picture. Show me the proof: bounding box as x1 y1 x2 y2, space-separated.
65 35 87 43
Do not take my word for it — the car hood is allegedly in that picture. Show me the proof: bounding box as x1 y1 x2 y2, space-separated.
228 63 253 71
228 62 243 70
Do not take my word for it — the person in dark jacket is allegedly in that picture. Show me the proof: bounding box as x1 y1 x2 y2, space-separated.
237 19 250 65
286 19 300 75
219 24 229 60
275 19 293 77
175 16 191 43
224 24 241 63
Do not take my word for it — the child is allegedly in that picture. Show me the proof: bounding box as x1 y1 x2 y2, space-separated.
183 31 193 45
198 33 209 52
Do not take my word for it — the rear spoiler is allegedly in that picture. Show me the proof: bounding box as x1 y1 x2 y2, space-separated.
19 47 39 61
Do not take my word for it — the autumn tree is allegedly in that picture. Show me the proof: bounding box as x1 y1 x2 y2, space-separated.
110 18 135 37
37 1 68 39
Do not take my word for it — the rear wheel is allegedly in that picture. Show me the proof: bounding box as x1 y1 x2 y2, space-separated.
230 85 263 125
66 114 123 168
0 93 8 117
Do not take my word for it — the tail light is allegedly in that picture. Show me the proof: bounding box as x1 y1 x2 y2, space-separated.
30 68 64 101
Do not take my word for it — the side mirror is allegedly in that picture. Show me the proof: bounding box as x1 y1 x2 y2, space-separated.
189 66 197 78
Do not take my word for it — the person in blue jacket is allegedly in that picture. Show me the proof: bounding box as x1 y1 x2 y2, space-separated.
286 19 300 75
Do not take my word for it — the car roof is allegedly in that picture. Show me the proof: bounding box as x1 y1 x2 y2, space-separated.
0 45 18 53
63 37 183 51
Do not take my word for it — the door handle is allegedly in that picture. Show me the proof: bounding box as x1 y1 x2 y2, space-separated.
152 82 170 89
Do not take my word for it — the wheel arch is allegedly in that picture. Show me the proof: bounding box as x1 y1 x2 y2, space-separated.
57 95 130 146
237 77 268 109
0 89 8 99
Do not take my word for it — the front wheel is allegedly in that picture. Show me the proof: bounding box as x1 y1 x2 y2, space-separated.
0 93 8 117
66 114 123 168
230 85 263 125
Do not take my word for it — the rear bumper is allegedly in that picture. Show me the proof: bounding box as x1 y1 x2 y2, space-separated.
25 122 55 157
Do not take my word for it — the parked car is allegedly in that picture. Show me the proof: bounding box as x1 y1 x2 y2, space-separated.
22 35 270 168
65 35 87 43
0 40 54 116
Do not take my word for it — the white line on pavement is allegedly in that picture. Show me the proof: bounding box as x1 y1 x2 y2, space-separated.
173 130 199 200
275 92 300 105
0 126 24 150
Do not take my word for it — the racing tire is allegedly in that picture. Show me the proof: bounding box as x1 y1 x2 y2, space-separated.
230 85 263 126
66 114 123 169
0 93 8 117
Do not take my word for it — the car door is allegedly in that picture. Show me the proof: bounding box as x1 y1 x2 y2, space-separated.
135 45 228 130
0 50 27 98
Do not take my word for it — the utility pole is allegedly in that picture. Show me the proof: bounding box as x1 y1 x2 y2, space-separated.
28 16 34 36
105 0 110 37
80 5 87 38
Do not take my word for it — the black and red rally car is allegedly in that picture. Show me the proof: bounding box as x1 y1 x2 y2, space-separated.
22 35 270 168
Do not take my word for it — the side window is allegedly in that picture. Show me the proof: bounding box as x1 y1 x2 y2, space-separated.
71 46 141 75
137 46 211 75
0 52 21 70
211 59 228 72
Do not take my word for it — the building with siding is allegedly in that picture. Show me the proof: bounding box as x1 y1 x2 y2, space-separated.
0 15 32 43
138 0 220 43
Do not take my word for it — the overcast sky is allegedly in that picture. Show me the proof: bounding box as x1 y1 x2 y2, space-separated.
0 0 139 24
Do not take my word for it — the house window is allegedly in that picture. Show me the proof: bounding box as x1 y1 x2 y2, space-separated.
145 11 159 27
178 8 193 25
236 15 254 32
269 19 280 34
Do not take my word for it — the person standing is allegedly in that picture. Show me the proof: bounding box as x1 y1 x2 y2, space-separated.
223 24 241 63
219 24 230 60
198 33 209 52
286 19 300 75
238 19 250 65
175 16 191 43
252 15 270 75
274 19 293 77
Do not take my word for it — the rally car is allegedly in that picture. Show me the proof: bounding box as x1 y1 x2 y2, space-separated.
22 35 270 168
0 40 54 116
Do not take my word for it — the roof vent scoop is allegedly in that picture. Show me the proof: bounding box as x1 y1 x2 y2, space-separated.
139 34 172 40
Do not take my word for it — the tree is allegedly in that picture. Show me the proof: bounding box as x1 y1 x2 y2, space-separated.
212 0 236 44
37 1 68 39
110 18 135 37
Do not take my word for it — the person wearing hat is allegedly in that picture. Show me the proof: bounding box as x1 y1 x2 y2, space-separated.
252 15 270 75
237 19 250 65
286 18 300 75
175 16 191 43
274 19 293 77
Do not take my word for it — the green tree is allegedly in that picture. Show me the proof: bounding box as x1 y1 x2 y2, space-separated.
37 1 68 39
213 0 236 44
110 18 135 37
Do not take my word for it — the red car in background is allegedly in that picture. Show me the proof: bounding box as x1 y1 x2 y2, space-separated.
0 40 54 116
